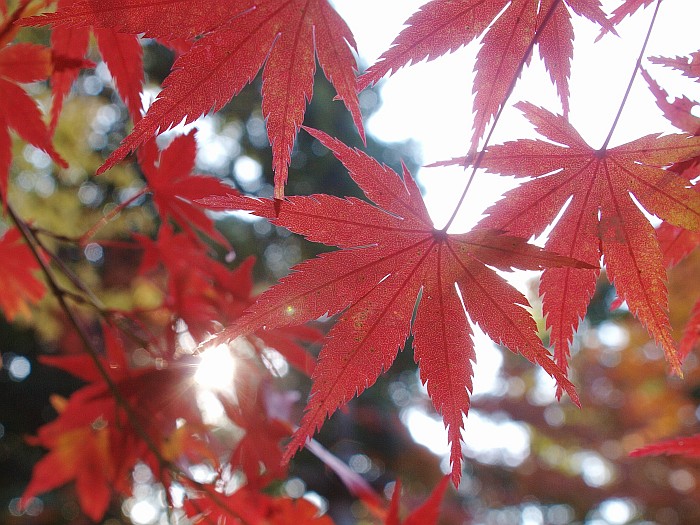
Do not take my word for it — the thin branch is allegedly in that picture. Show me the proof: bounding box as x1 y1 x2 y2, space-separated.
442 0 563 232
599 0 663 151
8 203 171 470
11 206 258 524
79 186 149 245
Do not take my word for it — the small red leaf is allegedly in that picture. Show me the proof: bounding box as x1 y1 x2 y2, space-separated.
0 227 45 321
631 433 700 458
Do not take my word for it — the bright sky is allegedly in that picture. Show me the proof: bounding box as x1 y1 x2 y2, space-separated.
332 0 700 231
328 0 700 474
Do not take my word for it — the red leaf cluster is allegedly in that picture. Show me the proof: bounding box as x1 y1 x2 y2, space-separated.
3 0 700 523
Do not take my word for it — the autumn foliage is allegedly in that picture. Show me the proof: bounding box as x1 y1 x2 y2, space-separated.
1 0 700 523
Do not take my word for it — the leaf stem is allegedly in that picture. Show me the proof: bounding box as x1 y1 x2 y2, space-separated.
599 0 663 152
79 186 149 245
442 0 563 233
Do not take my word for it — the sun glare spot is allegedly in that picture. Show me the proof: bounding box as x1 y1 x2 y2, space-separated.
194 344 237 391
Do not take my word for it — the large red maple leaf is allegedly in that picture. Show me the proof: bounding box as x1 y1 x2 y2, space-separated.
202 128 587 484
357 0 608 151
447 103 700 382
29 0 364 198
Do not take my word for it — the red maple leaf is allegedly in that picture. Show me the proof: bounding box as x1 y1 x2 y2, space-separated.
184 486 334 525
49 0 144 130
385 477 449 525
0 227 46 321
640 60 700 271
201 128 586 484
649 51 700 82
630 432 700 458
357 0 608 151
0 40 66 200
29 0 364 198
137 225 231 340
22 398 116 522
138 226 319 372
640 63 700 360
138 131 234 247
218 374 292 489
447 103 700 382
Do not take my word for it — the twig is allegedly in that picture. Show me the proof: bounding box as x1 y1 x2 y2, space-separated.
8 203 171 470
599 0 663 151
442 0 563 232
79 186 149 245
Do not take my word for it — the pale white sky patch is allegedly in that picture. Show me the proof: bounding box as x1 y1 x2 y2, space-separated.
333 0 700 231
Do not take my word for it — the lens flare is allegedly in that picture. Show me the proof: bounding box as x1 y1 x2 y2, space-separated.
194 344 236 391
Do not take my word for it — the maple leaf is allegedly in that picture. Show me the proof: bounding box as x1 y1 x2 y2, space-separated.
0 227 46 321
357 0 608 151
30 0 364 198
137 225 229 340
639 64 700 269
201 128 586 484
649 51 700 82
48 1 145 130
385 477 449 525
441 102 700 383
630 432 700 458
0 40 67 200
22 399 115 522
25 324 212 521
184 486 334 525
138 226 319 372
139 131 234 247
641 63 700 360
218 374 292 489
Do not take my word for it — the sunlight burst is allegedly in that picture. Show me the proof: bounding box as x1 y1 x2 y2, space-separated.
194 344 237 391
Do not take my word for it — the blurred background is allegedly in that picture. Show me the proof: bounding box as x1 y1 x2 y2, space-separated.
2 1 700 524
